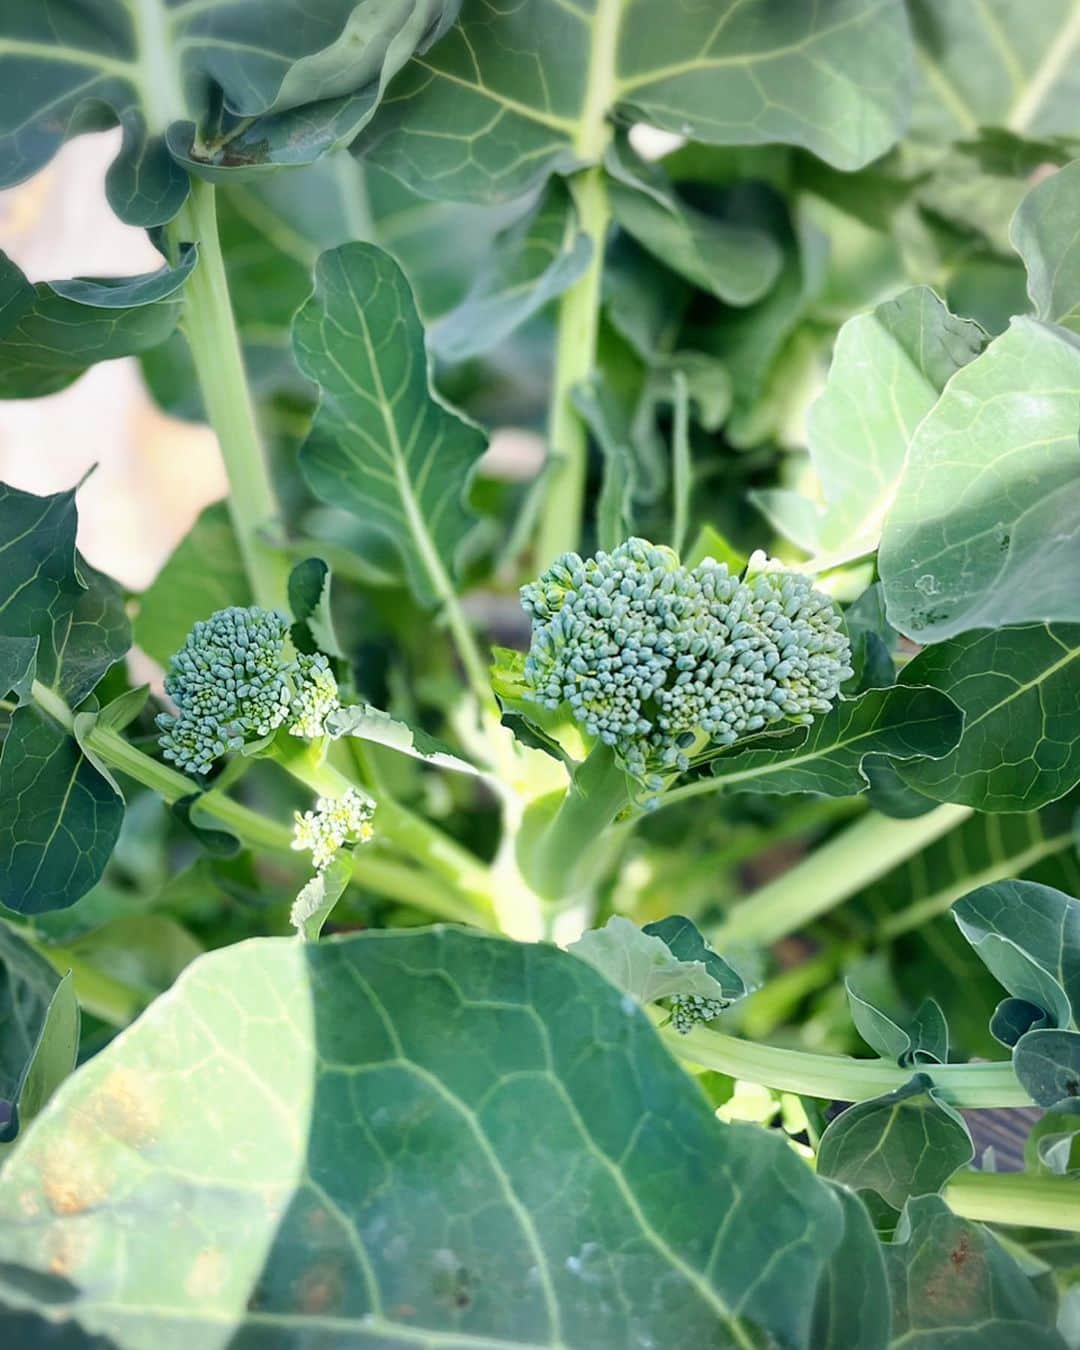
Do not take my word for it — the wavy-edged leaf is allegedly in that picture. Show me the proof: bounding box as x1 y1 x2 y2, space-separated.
1013 1028 1080 1106
0 247 196 400
702 684 962 797
294 243 486 610
952 880 1080 1031
569 913 747 1011
290 854 354 942
136 501 250 667
1027 1099 1080 1175
1012 157 1080 336
898 625 1080 812
0 1 460 224
883 1194 1065 1347
326 703 482 776
430 177 591 361
754 287 986 564
847 974 948 1067
0 927 844 1347
817 1075 974 1210
879 319 1080 642
286 557 343 659
0 923 78 1148
357 0 914 203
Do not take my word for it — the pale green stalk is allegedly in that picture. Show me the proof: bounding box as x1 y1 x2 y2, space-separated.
173 178 289 610
944 1170 1080 1233
663 1023 1030 1109
711 804 973 948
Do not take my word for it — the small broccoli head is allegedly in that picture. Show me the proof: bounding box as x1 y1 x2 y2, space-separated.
157 605 339 775
667 993 727 1035
292 788 375 871
520 539 851 780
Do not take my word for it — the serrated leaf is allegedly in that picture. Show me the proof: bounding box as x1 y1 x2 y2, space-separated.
0 924 78 1148
569 913 746 1011
0 1 460 225
817 1075 974 1210
882 1194 1065 1347
879 319 1080 642
952 880 1080 1031
358 0 913 204
136 500 250 667
702 684 962 797
430 177 591 361
1013 1028 1080 1106
1012 157 1080 335
287 557 343 659
294 243 486 610
757 287 986 564
898 625 1080 812
326 703 482 776
0 927 845 1347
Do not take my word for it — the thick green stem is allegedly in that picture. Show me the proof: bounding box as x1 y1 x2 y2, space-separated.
29 938 146 1028
711 804 973 949
536 165 611 565
944 1170 1080 1233
174 178 289 610
273 741 497 924
663 1024 1030 1109
519 743 633 901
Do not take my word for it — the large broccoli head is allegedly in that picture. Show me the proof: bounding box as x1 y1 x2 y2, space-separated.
157 605 338 775
521 538 852 780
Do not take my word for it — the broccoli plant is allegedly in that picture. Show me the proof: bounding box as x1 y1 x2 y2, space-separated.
1 1 1080 1345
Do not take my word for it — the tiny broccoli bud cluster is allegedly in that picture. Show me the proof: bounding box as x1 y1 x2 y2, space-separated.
157 606 339 775
292 788 375 871
667 993 727 1035
521 539 852 780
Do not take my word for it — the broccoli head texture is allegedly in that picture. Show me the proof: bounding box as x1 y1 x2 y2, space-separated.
667 993 728 1035
157 606 339 775
521 538 852 780
292 788 375 871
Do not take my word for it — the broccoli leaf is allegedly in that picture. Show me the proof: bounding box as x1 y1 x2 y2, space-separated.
817 1076 974 1211
882 1195 1065 1347
811 1183 891 1350
0 927 845 1348
289 854 354 942
0 1 460 225
294 243 487 610
357 0 914 202
326 704 483 777
952 880 1080 1031
846 974 949 1067
1013 1028 1080 1106
0 923 78 1149
879 318 1080 642
752 287 986 565
897 626 1080 811
703 684 962 798
1012 157 1080 335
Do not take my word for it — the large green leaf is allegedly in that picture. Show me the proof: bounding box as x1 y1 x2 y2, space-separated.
908 0 1080 145
879 318 1080 642
294 243 487 609
356 0 914 204
0 927 846 1347
0 923 78 1147
1011 157 1080 336
952 880 1080 1031
898 626 1080 812
817 1075 974 1210
883 1195 1066 1347
700 684 962 797
0 1 459 225
810 1184 890 1350
1013 1028 1080 1106
752 287 986 565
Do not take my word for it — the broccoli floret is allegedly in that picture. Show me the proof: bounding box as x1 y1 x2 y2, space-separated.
157 605 339 775
521 539 852 780
292 788 375 871
667 993 727 1035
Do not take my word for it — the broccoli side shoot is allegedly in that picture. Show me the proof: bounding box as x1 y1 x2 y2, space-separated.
157 605 339 775
521 538 852 781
